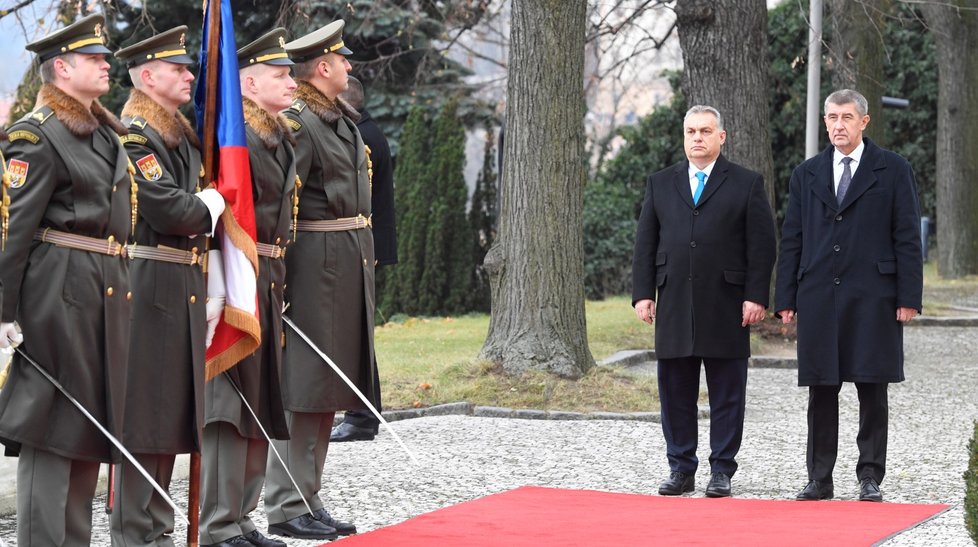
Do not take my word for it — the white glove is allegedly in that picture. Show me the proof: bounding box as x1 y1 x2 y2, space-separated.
205 250 226 349
196 188 226 237
0 322 23 355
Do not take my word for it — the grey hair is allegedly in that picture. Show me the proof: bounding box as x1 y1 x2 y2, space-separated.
684 105 724 131
824 89 868 116
39 53 76 83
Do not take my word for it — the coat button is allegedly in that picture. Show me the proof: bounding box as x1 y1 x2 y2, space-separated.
106 287 114 296
690 241 696 248
835 214 843 221
833 277 841 285
127 291 133 301
833 245 841 252
275 237 282 244
692 210 699 216
363 258 368 265
271 282 276 289
190 295 197 304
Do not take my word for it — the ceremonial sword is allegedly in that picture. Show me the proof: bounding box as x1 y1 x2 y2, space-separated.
13 346 190 525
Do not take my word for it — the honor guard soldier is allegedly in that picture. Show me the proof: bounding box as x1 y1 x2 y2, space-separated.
0 14 135 545
263 19 374 540
197 28 296 547
110 26 225 546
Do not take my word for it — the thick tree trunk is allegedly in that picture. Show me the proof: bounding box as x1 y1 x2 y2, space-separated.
828 0 890 144
480 0 594 378
922 2 978 278
676 0 776 215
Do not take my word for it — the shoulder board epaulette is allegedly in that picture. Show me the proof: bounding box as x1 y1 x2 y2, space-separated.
289 99 306 113
120 134 148 145
127 116 148 130
8 130 40 144
27 106 54 125
286 118 302 131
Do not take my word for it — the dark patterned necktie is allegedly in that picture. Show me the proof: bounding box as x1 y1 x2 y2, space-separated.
837 157 853 205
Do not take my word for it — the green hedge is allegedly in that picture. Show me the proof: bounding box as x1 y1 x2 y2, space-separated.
966 419 978 544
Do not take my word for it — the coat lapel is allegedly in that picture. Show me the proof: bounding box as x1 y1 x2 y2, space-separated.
838 138 881 212
671 161 694 209
807 146 838 211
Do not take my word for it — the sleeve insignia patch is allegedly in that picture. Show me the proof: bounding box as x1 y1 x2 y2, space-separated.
135 154 164 181
120 134 148 145
286 118 302 131
8 130 40 144
7 159 29 188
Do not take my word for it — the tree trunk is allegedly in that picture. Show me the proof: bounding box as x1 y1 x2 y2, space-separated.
828 0 890 144
922 2 978 278
676 0 776 215
480 0 594 378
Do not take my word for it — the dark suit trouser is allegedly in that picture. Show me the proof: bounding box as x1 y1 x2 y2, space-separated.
264 410 333 524
200 421 269 544
807 382 888 484
17 445 100 547
342 358 381 429
110 453 177 547
658 356 748 476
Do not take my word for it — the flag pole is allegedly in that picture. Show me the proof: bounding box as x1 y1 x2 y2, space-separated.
189 1 222 544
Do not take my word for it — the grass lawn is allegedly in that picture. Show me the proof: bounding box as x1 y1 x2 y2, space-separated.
375 296 660 413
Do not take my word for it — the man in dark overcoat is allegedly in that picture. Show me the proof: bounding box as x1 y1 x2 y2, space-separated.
198 28 295 547
110 27 226 545
775 89 923 503
632 105 776 498
0 14 134 545
330 75 397 443
263 19 372 540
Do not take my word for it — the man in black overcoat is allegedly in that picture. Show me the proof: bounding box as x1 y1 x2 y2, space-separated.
775 89 923 503
632 105 776 498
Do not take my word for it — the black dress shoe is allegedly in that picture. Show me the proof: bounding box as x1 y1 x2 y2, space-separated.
330 422 377 442
243 529 287 547
796 480 834 501
268 513 338 540
203 535 253 547
858 477 883 502
705 472 732 498
313 508 358 535
658 471 695 496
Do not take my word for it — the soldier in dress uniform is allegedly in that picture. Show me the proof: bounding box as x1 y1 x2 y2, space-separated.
110 27 226 546
0 14 135 545
262 19 373 540
197 28 296 547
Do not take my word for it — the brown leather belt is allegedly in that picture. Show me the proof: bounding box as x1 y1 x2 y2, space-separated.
256 242 286 259
34 228 127 257
127 243 203 266
293 214 371 233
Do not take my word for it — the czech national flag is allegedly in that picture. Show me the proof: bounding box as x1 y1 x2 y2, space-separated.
194 0 261 381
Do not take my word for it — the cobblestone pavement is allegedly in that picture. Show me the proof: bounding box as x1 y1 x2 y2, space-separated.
0 326 975 546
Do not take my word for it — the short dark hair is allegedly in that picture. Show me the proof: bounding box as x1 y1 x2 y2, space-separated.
39 53 76 84
342 76 364 109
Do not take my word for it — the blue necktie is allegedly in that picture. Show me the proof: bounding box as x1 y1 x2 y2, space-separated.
693 171 707 205
837 157 853 205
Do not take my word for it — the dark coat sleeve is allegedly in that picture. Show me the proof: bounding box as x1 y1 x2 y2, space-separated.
744 171 777 307
774 164 805 314
631 174 660 306
890 156 923 311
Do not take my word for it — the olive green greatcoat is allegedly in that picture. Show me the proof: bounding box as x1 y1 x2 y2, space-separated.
204 98 290 440
0 84 133 462
119 89 210 454
281 81 376 412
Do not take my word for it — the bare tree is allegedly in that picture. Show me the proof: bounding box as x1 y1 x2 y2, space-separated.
676 0 776 216
920 1 978 278
480 0 594 378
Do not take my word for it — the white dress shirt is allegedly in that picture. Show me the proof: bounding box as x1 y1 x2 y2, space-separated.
688 159 717 198
832 140 865 194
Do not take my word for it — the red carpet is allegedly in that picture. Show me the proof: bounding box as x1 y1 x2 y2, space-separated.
332 486 949 546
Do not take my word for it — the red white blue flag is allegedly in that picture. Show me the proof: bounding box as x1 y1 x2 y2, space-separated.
195 0 260 380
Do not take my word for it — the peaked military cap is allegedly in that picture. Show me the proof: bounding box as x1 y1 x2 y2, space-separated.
285 20 353 63
238 28 294 67
115 25 193 67
26 13 112 63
